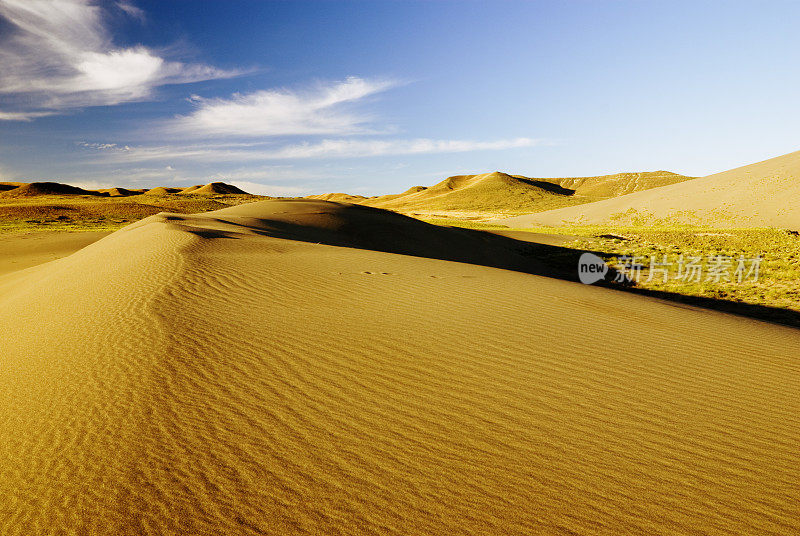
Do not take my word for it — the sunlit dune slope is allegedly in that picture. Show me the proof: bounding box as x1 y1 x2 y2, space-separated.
499 150 800 227
364 171 574 212
0 199 798 535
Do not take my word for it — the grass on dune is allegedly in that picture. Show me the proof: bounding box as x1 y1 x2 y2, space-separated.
560 227 800 313
423 217 800 322
416 218 513 230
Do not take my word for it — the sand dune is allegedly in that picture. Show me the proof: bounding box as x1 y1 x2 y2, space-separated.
1 198 798 535
499 150 800 228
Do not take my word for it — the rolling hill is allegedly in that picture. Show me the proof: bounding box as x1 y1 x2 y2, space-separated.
309 171 694 217
182 182 250 195
0 182 106 197
0 181 258 231
98 187 142 197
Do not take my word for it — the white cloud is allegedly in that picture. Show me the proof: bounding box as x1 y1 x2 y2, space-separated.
64 179 114 190
0 0 239 120
168 77 396 137
79 141 120 150
0 110 56 121
86 137 544 163
225 181 310 197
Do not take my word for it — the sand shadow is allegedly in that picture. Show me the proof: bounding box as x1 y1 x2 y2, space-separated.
187 201 800 330
476 236 800 329
253 217 800 329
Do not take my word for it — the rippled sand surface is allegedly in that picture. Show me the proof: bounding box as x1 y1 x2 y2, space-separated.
1 200 798 535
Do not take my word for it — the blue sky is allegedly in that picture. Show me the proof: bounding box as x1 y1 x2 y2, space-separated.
1 1 800 195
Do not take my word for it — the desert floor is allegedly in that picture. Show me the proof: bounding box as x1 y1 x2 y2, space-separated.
0 199 797 535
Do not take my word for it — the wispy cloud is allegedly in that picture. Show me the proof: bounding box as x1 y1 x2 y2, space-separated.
0 110 56 121
257 137 543 159
116 1 145 22
84 137 544 163
168 77 397 138
0 0 239 120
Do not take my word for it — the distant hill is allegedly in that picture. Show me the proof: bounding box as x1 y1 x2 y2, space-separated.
497 150 800 228
98 187 138 197
0 181 260 231
0 182 106 198
364 172 575 213
181 182 250 195
549 171 691 197
307 170 694 216
180 185 204 194
306 193 369 203
0 181 252 199
143 187 183 195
